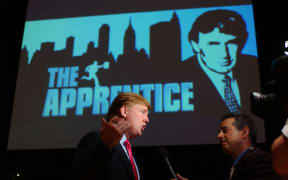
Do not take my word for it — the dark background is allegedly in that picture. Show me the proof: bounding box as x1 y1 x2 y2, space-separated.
2 0 287 179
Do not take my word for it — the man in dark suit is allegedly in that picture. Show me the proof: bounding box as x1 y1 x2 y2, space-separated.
216 113 280 180
71 92 151 180
181 9 260 116
172 113 280 180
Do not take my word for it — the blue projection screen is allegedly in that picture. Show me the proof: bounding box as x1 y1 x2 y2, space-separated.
8 0 265 149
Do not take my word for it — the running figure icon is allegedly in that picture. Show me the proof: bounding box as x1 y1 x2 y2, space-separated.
81 60 109 86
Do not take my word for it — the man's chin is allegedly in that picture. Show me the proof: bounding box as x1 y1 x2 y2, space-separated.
222 147 233 156
221 144 230 152
207 66 232 74
134 131 142 138
218 67 233 74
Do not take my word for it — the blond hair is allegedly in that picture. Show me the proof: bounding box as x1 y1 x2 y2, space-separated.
106 92 151 121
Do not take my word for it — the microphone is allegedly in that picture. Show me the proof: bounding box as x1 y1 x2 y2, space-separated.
157 147 178 180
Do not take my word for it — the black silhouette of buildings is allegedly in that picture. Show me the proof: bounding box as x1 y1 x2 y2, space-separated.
21 12 182 85
82 24 114 66
150 11 181 65
98 24 109 54
115 18 150 83
149 11 182 81
16 11 184 118
124 19 136 55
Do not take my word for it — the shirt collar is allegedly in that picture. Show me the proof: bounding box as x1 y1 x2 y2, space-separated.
234 146 254 166
120 134 127 145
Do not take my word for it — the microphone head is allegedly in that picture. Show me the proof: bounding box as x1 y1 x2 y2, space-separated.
157 147 169 158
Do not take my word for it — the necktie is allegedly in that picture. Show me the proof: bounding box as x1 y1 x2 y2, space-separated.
223 75 240 113
124 140 139 180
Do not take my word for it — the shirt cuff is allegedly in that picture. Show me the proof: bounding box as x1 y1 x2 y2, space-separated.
282 119 288 139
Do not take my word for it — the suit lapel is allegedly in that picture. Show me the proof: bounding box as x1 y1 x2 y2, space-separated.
194 60 230 113
114 144 135 180
232 148 254 179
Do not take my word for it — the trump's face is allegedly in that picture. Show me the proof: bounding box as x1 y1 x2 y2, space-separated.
191 27 239 74
124 103 149 139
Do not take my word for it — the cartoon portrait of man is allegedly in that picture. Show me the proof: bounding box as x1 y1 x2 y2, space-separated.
181 9 260 117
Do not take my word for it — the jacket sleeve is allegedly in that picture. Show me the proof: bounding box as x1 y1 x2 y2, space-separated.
71 131 114 180
240 150 280 180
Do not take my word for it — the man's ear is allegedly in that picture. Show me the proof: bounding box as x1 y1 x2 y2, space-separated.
190 40 200 53
241 126 250 139
119 106 128 118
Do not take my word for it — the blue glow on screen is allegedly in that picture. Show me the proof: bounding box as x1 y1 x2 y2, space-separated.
9 1 266 150
22 4 257 64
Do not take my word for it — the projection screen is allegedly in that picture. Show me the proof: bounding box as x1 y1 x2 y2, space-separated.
8 0 265 149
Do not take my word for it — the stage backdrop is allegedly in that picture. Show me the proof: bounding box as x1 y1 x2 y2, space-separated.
8 0 265 149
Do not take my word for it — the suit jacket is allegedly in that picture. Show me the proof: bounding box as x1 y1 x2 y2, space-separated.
171 54 262 143
181 54 260 116
230 148 280 180
71 131 143 180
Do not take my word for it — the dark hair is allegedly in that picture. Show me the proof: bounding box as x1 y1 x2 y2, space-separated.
188 9 248 50
221 112 258 146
